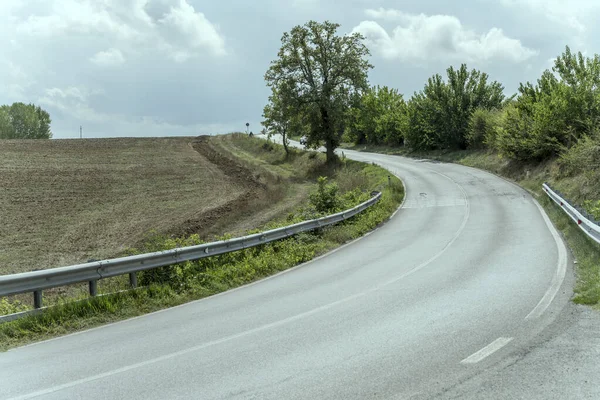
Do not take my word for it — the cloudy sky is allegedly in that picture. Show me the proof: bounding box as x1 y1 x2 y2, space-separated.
1 0 598 139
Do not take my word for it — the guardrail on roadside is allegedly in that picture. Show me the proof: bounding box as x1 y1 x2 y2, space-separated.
0 191 382 321
543 183 600 245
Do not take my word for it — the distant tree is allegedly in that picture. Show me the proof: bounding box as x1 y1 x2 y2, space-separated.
265 20 372 163
0 102 52 139
0 107 12 139
406 64 504 150
347 85 408 146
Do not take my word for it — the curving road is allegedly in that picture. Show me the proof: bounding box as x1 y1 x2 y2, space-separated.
0 145 572 399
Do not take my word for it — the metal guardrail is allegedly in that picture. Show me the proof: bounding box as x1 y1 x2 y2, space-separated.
0 191 382 316
543 183 600 245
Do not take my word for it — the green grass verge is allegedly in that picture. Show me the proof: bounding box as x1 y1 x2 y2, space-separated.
0 139 404 351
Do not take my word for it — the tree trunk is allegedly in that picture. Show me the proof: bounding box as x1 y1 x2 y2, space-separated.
325 138 335 163
282 132 289 155
321 107 336 164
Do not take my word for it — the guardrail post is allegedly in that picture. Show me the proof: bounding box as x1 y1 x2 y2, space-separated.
89 280 98 297
129 272 138 288
33 290 42 309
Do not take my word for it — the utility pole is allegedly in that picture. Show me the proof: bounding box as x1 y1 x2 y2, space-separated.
80 125 82 139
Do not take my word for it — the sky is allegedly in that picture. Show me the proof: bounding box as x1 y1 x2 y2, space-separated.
1 0 598 139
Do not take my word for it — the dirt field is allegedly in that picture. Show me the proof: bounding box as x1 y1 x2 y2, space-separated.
0 137 274 274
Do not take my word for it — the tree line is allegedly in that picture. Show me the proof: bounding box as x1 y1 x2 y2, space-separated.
263 20 600 164
0 102 53 139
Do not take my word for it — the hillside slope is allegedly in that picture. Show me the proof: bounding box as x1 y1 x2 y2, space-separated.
0 137 304 275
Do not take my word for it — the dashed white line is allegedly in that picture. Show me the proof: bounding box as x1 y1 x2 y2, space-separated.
460 337 514 364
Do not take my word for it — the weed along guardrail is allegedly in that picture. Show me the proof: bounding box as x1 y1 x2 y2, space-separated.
0 191 382 322
543 183 600 245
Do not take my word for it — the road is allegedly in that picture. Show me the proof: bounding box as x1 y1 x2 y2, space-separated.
0 143 580 399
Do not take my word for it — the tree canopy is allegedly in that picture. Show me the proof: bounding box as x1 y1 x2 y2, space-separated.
406 64 504 150
346 85 408 146
262 82 307 155
265 20 372 162
497 46 600 159
0 102 52 139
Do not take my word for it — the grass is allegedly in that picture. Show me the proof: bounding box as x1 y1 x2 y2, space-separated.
341 142 600 309
0 135 404 351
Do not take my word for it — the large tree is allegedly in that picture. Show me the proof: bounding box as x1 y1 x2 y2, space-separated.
500 46 600 159
406 64 504 150
262 83 307 155
265 20 372 163
347 85 408 146
0 102 52 139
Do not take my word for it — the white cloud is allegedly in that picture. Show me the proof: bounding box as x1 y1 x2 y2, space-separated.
90 48 125 66
0 60 35 99
39 86 106 122
354 8 538 64
157 0 227 61
500 0 598 36
16 0 226 61
37 84 241 138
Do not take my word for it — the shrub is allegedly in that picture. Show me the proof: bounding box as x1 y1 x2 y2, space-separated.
584 200 600 220
557 135 600 177
309 176 340 213
467 108 502 149
495 105 539 160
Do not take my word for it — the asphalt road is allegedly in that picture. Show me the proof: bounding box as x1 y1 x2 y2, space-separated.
0 144 576 399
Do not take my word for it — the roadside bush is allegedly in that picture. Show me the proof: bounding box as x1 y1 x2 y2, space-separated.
309 176 340 213
0 298 28 315
467 108 502 149
495 105 539 160
557 134 600 177
584 200 600 220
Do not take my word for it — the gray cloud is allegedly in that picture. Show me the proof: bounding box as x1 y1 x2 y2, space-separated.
353 9 537 64
0 0 596 138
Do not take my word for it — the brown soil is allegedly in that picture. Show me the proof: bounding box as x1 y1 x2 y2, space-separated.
0 135 310 276
167 136 266 239
0 137 266 274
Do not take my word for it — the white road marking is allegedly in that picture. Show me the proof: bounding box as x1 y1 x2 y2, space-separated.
525 199 568 320
460 337 514 364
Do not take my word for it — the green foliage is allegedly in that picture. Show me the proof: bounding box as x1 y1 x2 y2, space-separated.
557 135 600 177
406 64 504 151
265 20 372 162
347 85 408 146
0 102 52 139
467 108 502 149
495 104 539 160
584 200 600 220
0 298 28 315
502 46 600 160
262 82 308 155
309 176 340 213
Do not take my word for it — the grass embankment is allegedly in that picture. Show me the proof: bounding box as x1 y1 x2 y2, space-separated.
343 143 600 309
0 134 403 350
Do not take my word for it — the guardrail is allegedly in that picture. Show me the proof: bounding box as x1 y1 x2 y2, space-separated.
543 183 600 245
0 191 382 319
